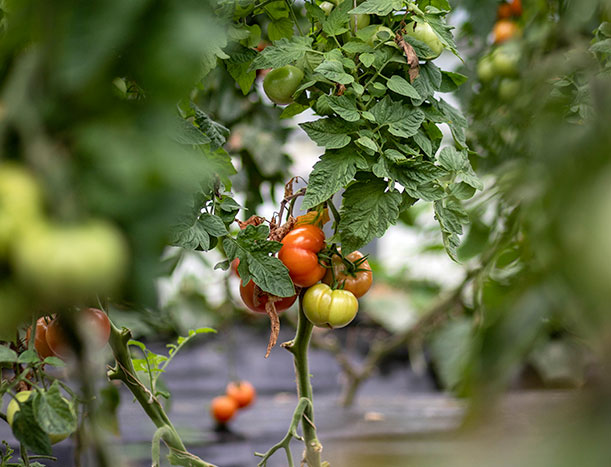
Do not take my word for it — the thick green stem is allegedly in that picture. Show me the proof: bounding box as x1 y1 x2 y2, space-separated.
287 295 323 467
107 321 216 467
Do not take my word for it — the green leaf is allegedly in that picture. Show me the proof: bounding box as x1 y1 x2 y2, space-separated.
18 350 39 365
268 18 294 41
223 225 295 297
429 318 472 390
33 382 77 437
356 136 378 152
360 53 375 68
439 71 468 93
300 118 353 149
339 177 403 253
249 36 313 71
425 13 459 56
327 95 360 122
302 149 368 209
190 104 230 151
225 45 258 95
438 146 466 172
434 197 470 260
323 1 352 36
412 62 442 104
172 116 211 145
171 212 228 251
349 0 403 16
387 75 421 99
0 346 18 363
314 60 354 84
280 102 309 119
437 98 467 148
590 38 611 55
12 398 52 455
388 110 426 138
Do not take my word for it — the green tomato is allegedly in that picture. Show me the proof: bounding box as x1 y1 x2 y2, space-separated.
303 283 358 329
491 44 520 76
349 13 370 31
498 78 520 101
319 1 334 15
12 219 128 302
0 163 42 258
404 20 444 60
263 65 304 105
477 55 495 83
7 391 74 444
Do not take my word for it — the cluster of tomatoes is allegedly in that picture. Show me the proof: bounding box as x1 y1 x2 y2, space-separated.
210 380 256 425
27 308 111 360
493 0 522 44
238 222 373 329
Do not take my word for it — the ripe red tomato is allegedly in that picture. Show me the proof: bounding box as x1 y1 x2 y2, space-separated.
493 20 519 44
45 308 111 358
509 0 522 16
26 316 56 359
211 395 238 424
239 280 297 313
278 225 326 288
226 381 256 409
323 250 373 299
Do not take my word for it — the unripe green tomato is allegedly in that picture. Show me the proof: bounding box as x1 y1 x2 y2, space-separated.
7 391 74 444
319 1 334 15
262 65 304 105
498 78 520 101
12 220 128 302
303 283 358 329
491 44 520 76
367 25 395 46
0 163 42 258
404 20 444 60
349 14 370 31
477 55 495 83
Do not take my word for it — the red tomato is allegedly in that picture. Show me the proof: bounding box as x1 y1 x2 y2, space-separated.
239 280 297 313
323 250 373 299
211 395 238 424
278 225 326 287
26 316 56 359
226 381 256 409
509 0 522 16
497 3 512 19
45 308 111 357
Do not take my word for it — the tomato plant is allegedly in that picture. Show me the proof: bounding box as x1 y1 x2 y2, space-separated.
211 395 238 424
278 225 326 288
262 65 304 105
239 279 298 313
323 250 372 298
302 283 358 329
226 381 256 409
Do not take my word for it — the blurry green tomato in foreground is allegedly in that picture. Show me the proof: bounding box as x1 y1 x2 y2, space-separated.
0 281 30 341
12 220 128 302
0 163 42 257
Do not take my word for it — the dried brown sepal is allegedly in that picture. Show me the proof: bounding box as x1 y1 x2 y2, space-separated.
395 32 420 82
264 298 281 358
269 216 297 243
336 83 346 96
237 215 265 230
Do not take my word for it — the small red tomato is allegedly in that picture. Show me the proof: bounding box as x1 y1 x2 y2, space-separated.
323 250 373 299
497 3 512 19
211 395 238 424
509 0 522 16
226 381 256 409
239 280 297 313
278 225 326 287
45 308 111 358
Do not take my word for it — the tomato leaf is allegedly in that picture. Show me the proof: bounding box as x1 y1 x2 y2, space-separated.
300 118 353 149
302 149 368 210
434 197 470 261
349 0 403 16
314 60 355 85
339 177 403 253
171 210 228 251
12 399 52 455
327 95 360 122
387 75 421 99
223 225 295 297
249 36 313 71
33 382 77 437
0 346 18 363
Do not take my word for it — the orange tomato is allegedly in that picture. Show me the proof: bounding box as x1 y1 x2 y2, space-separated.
510 0 522 16
26 316 56 359
323 250 373 299
226 381 256 409
497 3 512 19
211 395 238 424
493 20 519 44
278 225 326 287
